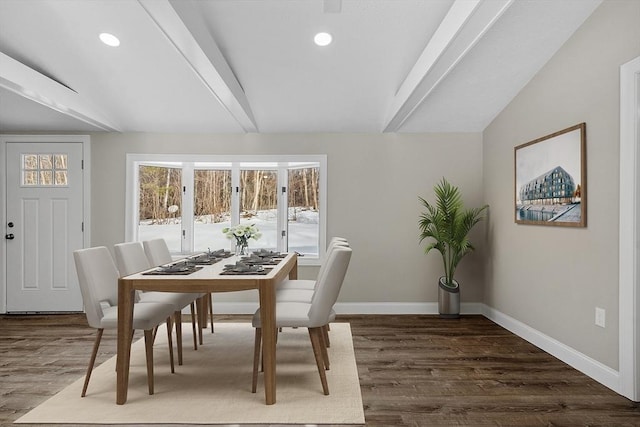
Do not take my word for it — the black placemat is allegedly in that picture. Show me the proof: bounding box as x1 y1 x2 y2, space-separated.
220 267 273 276
143 266 203 275
187 256 221 265
239 256 282 266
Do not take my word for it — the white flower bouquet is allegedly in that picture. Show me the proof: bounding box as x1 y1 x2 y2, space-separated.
222 224 261 254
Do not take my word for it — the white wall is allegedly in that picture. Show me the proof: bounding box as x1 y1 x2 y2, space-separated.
482 0 640 370
90 132 485 306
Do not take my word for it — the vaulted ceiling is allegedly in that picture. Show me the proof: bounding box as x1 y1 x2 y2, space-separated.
0 0 601 134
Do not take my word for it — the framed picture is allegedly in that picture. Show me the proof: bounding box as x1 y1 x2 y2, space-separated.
514 123 586 227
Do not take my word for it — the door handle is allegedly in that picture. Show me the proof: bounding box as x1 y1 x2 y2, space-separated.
5 234 14 240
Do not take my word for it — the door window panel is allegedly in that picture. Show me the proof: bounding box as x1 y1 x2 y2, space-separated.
40 154 53 170
137 165 182 252
21 153 68 186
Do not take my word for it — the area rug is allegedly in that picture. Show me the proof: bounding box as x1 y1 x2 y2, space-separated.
15 322 364 425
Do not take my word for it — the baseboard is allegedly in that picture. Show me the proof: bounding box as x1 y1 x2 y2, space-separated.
481 304 621 395
209 301 484 315
332 302 484 315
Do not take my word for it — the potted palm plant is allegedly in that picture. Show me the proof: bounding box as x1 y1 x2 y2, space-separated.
418 178 488 318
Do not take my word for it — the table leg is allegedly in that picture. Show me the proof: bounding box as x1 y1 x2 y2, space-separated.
116 279 135 405
289 256 298 280
259 283 276 405
196 296 205 345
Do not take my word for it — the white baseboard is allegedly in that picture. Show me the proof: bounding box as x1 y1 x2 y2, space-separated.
210 301 621 395
332 302 484 315
209 301 484 315
481 304 621 395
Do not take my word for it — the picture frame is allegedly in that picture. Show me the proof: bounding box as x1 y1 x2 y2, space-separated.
514 123 586 227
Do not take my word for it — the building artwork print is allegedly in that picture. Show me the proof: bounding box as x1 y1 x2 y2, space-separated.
514 123 586 227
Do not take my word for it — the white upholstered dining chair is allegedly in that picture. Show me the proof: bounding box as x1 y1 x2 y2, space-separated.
251 246 352 395
73 246 176 397
114 241 200 364
276 237 349 303
143 238 213 343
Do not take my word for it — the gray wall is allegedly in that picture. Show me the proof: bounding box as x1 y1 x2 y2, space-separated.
482 0 640 370
90 132 486 305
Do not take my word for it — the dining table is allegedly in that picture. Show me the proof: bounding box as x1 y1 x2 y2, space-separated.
115 252 298 405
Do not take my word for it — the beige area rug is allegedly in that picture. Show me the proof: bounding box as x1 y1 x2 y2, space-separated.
16 322 364 425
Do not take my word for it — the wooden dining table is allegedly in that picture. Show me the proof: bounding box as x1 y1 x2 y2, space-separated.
115 252 298 405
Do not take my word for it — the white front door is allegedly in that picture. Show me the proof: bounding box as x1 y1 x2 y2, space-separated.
5 142 84 312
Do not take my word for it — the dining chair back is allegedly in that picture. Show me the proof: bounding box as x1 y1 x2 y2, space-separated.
114 241 151 275
117 241 201 361
276 238 348 297
74 246 119 329
315 239 349 286
276 239 349 302
143 238 173 266
73 246 176 397
307 246 352 327
328 236 348 246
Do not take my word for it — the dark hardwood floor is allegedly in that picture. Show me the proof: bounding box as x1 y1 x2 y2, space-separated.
0 314 638 426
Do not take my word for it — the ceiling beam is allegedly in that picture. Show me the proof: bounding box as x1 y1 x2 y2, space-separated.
0 52 121 132
383 0 513 132
138 0 258 133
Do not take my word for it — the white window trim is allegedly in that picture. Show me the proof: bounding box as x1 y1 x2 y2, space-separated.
619 56 640 401
125 153 327 266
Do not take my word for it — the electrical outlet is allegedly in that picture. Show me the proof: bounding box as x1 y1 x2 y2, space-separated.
595 307 606 328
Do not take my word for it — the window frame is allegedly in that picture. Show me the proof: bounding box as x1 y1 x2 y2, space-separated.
125 154 327 265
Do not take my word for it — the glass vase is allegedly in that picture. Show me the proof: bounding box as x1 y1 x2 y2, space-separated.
235 242 249 257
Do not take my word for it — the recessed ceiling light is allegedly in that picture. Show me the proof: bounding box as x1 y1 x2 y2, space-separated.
314 32 332 47
99 32 120 47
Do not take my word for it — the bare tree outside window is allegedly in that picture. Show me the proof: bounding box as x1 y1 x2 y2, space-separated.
138 165 182 251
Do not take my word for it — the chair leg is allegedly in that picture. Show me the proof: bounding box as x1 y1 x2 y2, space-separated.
81 329 103 397
319 328 330 370
174 311 183 366
309 328 329 395
208 292 214 333
144 329 155 395
322 324 331 347
196 296 205 345
251 327 262 393
190 302 198 350
166 317 175 373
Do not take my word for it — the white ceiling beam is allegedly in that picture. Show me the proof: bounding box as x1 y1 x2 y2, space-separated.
383 0 513 132
0 52 121 132
138 0 258 133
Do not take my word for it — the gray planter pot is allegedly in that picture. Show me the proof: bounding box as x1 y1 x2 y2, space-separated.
438 277 460 318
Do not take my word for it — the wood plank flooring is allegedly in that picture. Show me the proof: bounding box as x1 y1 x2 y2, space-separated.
1 314 638 426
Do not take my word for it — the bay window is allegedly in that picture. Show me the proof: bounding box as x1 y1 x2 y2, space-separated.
125 155 326 264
